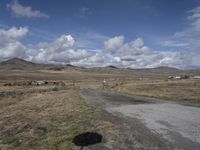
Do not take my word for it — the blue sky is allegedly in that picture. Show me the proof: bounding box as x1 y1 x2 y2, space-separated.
0 0 200 68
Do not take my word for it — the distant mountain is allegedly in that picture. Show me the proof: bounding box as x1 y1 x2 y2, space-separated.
0 58 198 76
0 58 38 70
138 66 181 72
129 66 185 76
105 65 119 69
66 64 76 67
1 58 35 65
0 58 81 71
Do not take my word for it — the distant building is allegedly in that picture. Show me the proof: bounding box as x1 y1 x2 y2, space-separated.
168 76 174 79
31 81 47 86
168 75 189 80
175 76 181 79
193 76 200 79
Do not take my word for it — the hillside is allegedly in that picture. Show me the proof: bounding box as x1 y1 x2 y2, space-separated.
0 58 78 71
0 58 197 79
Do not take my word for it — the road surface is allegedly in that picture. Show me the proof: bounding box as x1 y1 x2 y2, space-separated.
80 87 200 150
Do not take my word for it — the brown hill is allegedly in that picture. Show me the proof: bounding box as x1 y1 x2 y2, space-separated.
0 58 82 71
0 58 194 77
0 58 38 70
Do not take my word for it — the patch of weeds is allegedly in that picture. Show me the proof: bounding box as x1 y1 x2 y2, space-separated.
1 136 21 147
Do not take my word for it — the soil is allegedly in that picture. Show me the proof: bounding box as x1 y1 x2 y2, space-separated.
80 87 200 150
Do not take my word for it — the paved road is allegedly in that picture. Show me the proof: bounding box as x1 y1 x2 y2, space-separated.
80 88 200 150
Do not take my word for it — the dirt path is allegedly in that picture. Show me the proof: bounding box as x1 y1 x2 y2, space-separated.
80 87 200 150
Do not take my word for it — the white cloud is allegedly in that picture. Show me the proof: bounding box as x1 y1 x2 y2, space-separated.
104 37 150 58
0 26 28 43
72 52 121 67
187 6 200 20
73 50 191 69
73 36 191 69
0 27 90 64
53 35 75 49
115 38 150 58
7 0 49 18
163 41 189 47
0 27 29 60
140 52 192 68
104 36 124 52
30 34 90 64
131 38 144 47
103 37 151 63
0 27 193 69
163 6 200 50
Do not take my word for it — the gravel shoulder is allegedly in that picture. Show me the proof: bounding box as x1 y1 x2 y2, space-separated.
80 87 200 150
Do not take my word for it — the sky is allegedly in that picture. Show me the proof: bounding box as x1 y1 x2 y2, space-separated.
0 0 200 69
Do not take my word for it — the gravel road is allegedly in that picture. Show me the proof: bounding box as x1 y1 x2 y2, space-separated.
80 87 200 150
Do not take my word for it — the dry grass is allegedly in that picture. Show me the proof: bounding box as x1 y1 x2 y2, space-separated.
113 79 200 103
96 121 119 136
0 88 96 150
0 67 200 149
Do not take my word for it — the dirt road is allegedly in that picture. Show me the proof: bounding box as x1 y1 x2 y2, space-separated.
80 87 200 150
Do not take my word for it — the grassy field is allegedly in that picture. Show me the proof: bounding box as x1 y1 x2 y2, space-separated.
112 79 200 103
0 64 200 149
0 86 97 150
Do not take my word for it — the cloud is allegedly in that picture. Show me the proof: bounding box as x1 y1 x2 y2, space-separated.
0 27 193 69
103 37 150 61
74 36 191 68
0 26 28 42
72 52 121 67
104 36 124 52
30 35 90 64
138 52 192 68
163 41 189 47
163 6 200 50
0 27 29 60
73 50 191 69
115 38 150 59
0 27 90 64
7 0 49 18
187 6 200 20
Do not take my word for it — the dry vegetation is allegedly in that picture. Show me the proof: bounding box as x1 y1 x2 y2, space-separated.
0 85 97 150
1 58 200 149
112 79 200 103
0 76 118 150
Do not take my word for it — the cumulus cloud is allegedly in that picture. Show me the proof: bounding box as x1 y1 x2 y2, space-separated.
0 27 193 69
103 37 151 62
73 50 191 69
0 27 29 60
29 35 90 64
72 52 121 67
104 36 124 52
74 36 190 68
115 38 150 59
7 0 49 18
0 27 90 64
137 52 192 68
0 26 28 42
